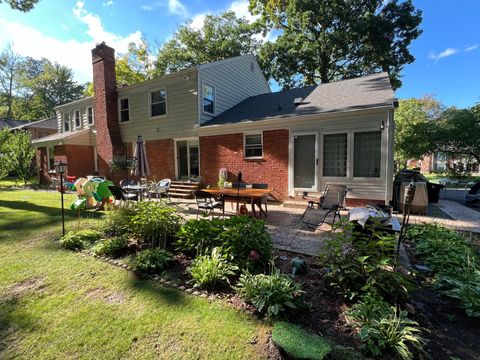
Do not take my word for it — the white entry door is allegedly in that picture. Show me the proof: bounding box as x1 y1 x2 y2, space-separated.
293 133 318 191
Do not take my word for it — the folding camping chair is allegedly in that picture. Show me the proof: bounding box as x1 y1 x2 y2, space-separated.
301 184 348 229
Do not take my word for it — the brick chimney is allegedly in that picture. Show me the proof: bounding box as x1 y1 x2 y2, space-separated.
91 42 124 176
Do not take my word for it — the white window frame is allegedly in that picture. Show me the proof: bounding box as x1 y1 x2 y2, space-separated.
87 106 94 125
118 96 130 123
73 109 81 129
291 131 318 192
202 81 216 116
321 131 350 179
352 129 383 180
149 88 167 118
47 146 55 171
243 132 263 159
63 112 71 132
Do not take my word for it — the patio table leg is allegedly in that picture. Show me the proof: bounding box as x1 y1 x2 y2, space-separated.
250 197 258 218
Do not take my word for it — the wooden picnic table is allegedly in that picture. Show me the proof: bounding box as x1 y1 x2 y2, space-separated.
202 187 272 218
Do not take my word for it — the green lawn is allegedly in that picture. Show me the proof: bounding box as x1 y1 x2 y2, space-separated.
0 189 269 359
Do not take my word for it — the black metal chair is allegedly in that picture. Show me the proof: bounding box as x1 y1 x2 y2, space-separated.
108 185 138 203
252 183 268 217
301 184 348 229
192 190 224 219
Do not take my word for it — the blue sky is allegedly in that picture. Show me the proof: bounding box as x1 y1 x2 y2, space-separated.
0 0 478 108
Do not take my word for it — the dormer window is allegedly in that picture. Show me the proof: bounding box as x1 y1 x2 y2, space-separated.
64 113 70 132
74 109 81 128
202 82 215 115
87 107 94 125
119 97 130 122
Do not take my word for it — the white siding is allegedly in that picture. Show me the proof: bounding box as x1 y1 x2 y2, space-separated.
117 71 198 143
198 55 271 124
55 98 94 134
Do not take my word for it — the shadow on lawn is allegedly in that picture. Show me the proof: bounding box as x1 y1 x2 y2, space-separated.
127 276 189 307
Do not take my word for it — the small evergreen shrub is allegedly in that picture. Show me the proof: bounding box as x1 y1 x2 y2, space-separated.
272 322 331 360
134 248 173 273
103 204 137 236
60 229 102 250
187 247 238 289
346 293 424 360
92 236 128 258
235 269 305 317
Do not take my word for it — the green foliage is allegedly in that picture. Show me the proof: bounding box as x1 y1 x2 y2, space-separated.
394 97 443 167
319 220 408 302
187 247 238 289
131 201 182 249
60 229 102 251
250 0 422 89
176 216 272 270
407 224 480 317
0 0 39 11
346 293 423 360
134 248 173 274
103 204 137 236
0 128 11 180
92 236 128 258
272 322 331 360
115 38 156 86
235 269 305 317
3 130 35 184
156 11 262 76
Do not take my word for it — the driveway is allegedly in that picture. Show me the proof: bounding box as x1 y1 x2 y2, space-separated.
440 188 480 213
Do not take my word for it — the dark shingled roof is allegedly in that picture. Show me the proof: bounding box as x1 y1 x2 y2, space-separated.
0 119 25 129
12 117 57 130
202 72 395 127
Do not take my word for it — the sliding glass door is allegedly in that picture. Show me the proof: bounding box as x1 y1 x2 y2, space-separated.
293 133 317 190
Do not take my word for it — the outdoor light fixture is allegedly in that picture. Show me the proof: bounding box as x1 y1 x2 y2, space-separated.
54 160 68 236
380 120 385 130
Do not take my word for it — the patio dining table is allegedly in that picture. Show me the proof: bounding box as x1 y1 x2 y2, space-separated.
122 184 150 201
202 187 272 218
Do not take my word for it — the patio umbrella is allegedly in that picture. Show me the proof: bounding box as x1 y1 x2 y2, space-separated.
133 135 150 177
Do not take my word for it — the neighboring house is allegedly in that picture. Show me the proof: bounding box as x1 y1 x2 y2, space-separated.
0 118 25 129
33 42 396 206
11 117 57 140
417 153 480 175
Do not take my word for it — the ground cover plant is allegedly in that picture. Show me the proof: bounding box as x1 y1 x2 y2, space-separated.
407 224 480 317
188 247 238 289
92 235 129 258
0 189 270 359
60 229 102 250
133 248 173 274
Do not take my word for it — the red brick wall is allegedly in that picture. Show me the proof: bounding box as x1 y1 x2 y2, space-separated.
420 154 433 173
92 43 124 176
37 147 49 184
146 139 176 181
200 130 289 200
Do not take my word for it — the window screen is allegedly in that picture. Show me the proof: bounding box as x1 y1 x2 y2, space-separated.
323 133 347 177
120 98 129 122
244 134 263 158
151 89 166 117
87 107 94 124
354 131 381 177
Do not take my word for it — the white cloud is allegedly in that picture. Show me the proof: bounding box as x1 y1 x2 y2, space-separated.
141 0 187 17
103 0 113 6
229 0 257 22
0 2 142 83
428 47 459 61
465 44 478 52
189 13 206 31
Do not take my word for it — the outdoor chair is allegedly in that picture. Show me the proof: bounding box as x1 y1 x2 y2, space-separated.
251 183 268 217
149 178 171 201
120 179 140 201
193 190 224 219
465 181 480 206
120 179 137 187
301 184 348 229
108 185 138 204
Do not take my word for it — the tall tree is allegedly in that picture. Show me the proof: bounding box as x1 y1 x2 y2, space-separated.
0 128 12 180
0 0 39 11
115 38 156 86
4 130 35 184
394 97 443 168
155 11 262 75
0 45 23 119
250 0 422 89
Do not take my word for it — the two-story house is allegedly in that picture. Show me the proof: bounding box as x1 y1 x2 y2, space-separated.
34 42 396 206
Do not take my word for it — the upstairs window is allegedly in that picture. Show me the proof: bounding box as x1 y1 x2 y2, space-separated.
150 89 166 117
202 83 215 115
323 133 347 177
119 98 130 122
87 107 94 125
64 113 70 132
74 109 81 128
244 133 263 158
354 131 381 178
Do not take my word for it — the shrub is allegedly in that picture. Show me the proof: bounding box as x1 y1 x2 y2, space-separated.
187 247 238 289
346 293 424 360
60 229 102 250
439 270 480 318
131 201 182 249
134 248 173 273
92 236 128 258
272 322 331 360
235 269 305 317
103 204 137 236
176 216 272 271
319 221 407 302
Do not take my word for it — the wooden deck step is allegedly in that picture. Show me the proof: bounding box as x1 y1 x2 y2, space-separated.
168 181 200 199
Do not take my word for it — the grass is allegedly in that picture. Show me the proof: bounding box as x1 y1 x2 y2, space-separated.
0 176 39 188
0 189 269 359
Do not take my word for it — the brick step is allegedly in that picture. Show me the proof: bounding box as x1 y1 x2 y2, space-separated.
169 191 194 199
171 180 200 185
169 187 195 194
170 184 200 189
